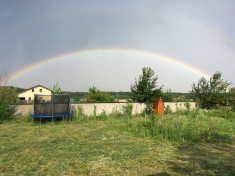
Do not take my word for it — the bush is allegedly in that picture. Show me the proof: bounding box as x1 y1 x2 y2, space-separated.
143 103 154 115
165 105 172 114
109 107 123 119
232 101 235 112
96 110 108 120
0 86 18 123
205 107 235 120
122 104 133 118
86 86 115 103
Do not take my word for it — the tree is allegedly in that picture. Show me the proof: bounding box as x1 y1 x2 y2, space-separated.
161 89 173 102
130 67 163 103
191 71 231 109
228 87 235 98
0 72 18 123
53 82 63 94
86 86 115 103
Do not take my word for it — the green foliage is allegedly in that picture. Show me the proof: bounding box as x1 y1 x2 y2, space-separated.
53 82 63 94
174 98 186 102
0 86 18 123
161 89 173 102
185 101 191 112
205 107 235 120
73 96 80 102
228 87 235 98
86 86 115 103
77 105 83 117
122 104 133 118
96 110 108 120
143 102 154 115
1 115 234 176
165 105 172 114
191 72 231 109
123 108 235 143
93 105 97 117
233 101 235 112
130 67 163 103
109 107 123 119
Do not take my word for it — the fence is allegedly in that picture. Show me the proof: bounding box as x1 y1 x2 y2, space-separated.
14 102 196 117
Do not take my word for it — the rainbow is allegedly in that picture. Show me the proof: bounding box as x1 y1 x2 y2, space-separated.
1 48 211 85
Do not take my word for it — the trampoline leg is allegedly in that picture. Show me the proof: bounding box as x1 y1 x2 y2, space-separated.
52 117 53 123
40 117 41 124
63 116 64 122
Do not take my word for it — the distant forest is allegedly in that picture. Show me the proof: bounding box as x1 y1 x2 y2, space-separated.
64 91 193 100
6 86 193 101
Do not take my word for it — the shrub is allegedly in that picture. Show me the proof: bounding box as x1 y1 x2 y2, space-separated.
144 103 154 115
93 105 97 117
96 110 108 120
86 86 115 103
109 107 123 119
165 105 172 114
77 105 84 117
232 101 235 112
122 104 133 118
0 86 18 123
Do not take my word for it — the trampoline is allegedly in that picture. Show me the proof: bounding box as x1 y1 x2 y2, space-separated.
31 94 72 122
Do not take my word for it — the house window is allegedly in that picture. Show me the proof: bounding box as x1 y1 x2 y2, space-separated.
29 97 31 100
40 89 42 92
32 89 34 92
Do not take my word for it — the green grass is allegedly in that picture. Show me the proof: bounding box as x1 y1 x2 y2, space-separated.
0 108 235 175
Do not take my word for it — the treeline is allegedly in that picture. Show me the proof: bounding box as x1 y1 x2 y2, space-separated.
64 91 192 101
64 91 131 100
4 86 193 102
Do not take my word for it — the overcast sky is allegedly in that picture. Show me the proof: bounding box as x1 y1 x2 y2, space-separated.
0 0 234 92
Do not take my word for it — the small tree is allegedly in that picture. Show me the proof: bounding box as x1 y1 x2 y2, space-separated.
0 72 18 123
53 82 63 94
86 86 115 103
130 67 163 103
191 71 231 109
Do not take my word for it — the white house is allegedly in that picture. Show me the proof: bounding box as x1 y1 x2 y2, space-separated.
18 85 53 102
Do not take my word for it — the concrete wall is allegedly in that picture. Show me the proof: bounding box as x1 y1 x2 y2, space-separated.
14 102 196 116
164 102 196 112
14 104 34 116
70 103 147 116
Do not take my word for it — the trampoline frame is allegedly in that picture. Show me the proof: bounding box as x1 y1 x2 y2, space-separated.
30 94 72 122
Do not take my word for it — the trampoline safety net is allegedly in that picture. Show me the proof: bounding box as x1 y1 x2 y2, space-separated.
33 94 70 117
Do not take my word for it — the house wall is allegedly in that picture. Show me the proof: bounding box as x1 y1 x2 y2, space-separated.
18 86 52 101
14 102 196 117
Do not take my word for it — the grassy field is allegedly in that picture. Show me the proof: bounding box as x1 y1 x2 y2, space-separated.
0 108 235 175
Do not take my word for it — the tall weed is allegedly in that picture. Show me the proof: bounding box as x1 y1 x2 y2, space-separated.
96 110 108 120
109 107 123 119
122 104 133 118
164 105 172 114
114 108 235 144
